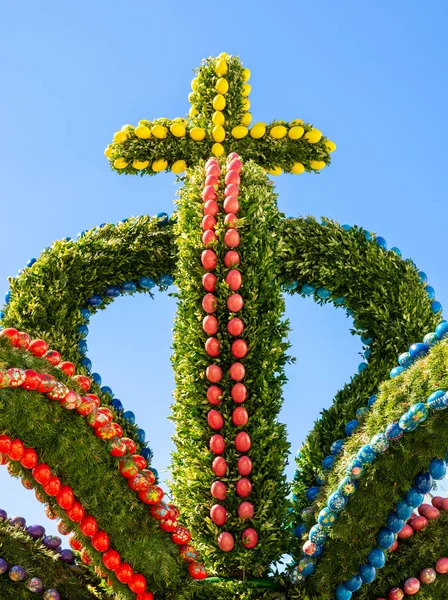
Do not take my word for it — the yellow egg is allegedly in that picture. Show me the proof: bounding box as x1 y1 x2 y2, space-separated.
152 125 168 139
189 106 199 118
304 129 322 144
219 52 229 59
215 78 229 94
113 131 128 144
291 162 305 174
310 160 326 170
114 157 128 169
242 98 250 111
188 92 196 103
215 59 228 76
213 94 226 111
242 68 251 82
270 125 287 139
132 159 149 170
212 125 226 143
191 78 198 91
134 124 152 139
174 117 187 124
268 166 282 176
232 126 248 139
240 112 252 126
250 122 266 139
170 122 186 137
325 140 336 152
152 159 168 172
288 126 304 140
212 142 225 156
171 160 187 174
190 127 206 141
290 119 304 126
104 146 113 158
212 111 225 126
242 83 251 97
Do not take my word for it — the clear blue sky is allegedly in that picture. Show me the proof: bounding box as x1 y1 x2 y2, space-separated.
1 1 447 539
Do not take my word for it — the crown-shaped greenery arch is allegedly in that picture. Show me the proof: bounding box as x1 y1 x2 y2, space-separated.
0 53 447 600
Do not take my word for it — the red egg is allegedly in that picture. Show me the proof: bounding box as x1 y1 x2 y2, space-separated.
418 503 432 516
67 500 85 523
85 393 101 408
210 434 226 454
235 432 251 452
207 385 223 405
403 578 420 595
236 478 252 497
211 504 227 526
397 524 413 539
80 515 98 537
432 496 444 509
227 318 244 336
32 463 52 485
224 213 238 228
56 485 74 510
202 293 218 313
204 200 219 216
224 250 240 267
132 455 147 470
205 337 220 357
441 498 448 511
230 362 245 381
203 316 218 335
227 293 244 312
116 562 133 583
201 249 218 270
212 456 227 477
237 455 252 475
223 196 240 214
137 593 154 600
44 350 62 365
113 423 123 437
69 535 82 551
205 174 219 187
206 364 222 383
225 184 239 197
92 530 110 552
411 516 428 531
160 517 178 532
1 328 21 347
211 481 227 500
226 269 242 291
218 532 234 552
203 273 217 292
60 361 75 377
238 501 254 520
208 409 224 430
435 557 448 573
29 339 49 357
242 527 258 549
129 574 147 594
388 588 404 600
228 158 242 172
206 163 220 176
202 185 218 201
72 375 91 392
203 230 218 246
8 439 25 461
43 476 62 497
21 369 41 390
232 406 248 427
18 331 31 349
231 339 248 358
0 435 12 454
225 170 240 185
20 448 38 469
422 506 440 520
224 229 240 248
202 215 217 231
36 374 56 393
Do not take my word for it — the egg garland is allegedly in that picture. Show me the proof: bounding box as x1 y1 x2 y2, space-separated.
373 557 448 600
0 552 59 597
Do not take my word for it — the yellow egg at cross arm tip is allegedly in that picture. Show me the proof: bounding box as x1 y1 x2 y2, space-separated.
189 106 199 118
304 129 322 143
242 84 251 97
191 78 198 91
134 124 152 139
240 112 252 126
288 126 304 140
113 131 128 144
215 59 228 76
190 127 206 141
104 146 113 158
242 68 251 82
250 122 266 139
270 125 287 139
291 162 305 174
114 157 129 169
132 160 149 170
232 126 248 139
242 98 250 111
212 111 225 126
212 125 226 143
219 52 229 59
215 78 229 94
268 166 282 176
310 160 326 170
152 159 168 172
188 92 196 103
212 142 225 156
152 125 168 139
171 160 187 174
170 122 186 137
325 140 336 152
213 94 226 111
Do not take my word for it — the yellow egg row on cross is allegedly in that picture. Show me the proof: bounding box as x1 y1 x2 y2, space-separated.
112 156 187 174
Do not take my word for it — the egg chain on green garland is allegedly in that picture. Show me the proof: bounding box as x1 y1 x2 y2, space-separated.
375 556 448 600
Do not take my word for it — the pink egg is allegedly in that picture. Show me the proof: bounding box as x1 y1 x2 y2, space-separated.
206 163 221 176
411 516 428 531
223 196 240 214
224 213 238 227
435 557 448 574
397 524 413 539
202 185 218 201
241 528 258 549
211 480 227 500
205 157 219 168
225 184 239 197
418 503 432 516
236 478 252 498
238 501 254 520
228 158 242 172
389 540 399 552
228 152 240 160
422 506 440 520
225 170 240 185
432 496 444 509
218 532 234 552
204 200 219 216
210 504 227 526
403 577 420 595
205 174 219 187
441 498 448 511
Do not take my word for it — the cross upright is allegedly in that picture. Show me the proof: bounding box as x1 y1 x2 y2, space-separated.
105 52 335 177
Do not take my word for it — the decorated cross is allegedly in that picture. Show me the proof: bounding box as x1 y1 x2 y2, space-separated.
105 52 336 177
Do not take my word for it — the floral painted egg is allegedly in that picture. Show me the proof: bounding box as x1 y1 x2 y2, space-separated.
370 433 389 453
9 565 26 581
318 507 337 527
46 382 69 401
139 486 164 505
150 502 169 520
6 368 26 387
357 444 377 464
423 332 438 347
26 577 45 592
328 491 348 512
403 577 420 594
309 524 327 545
297 556 316 576
398 351 413 367
179 544 199 563
330 439 344 455
385 421 404 441
57 521 72 535
43 590 61 600
302 540 323 558
419 567 437 584
338 477 358 497
0 559 8 574
345 458 365 479
171 526 191 545
289 566 305 584
408 403 429 423
315 471 327 486
398 414 418 432
188 562 207 580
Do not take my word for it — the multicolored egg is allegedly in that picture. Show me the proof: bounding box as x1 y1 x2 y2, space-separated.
345 458 365 479
419 568 436 584
9 565 26 581
179 544 199 563
370 433 389 453
385 421 404 441
26 577 45 592
43 590 61 600
338 477 358 497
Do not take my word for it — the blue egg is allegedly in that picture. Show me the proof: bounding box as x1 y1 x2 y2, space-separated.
289 567 305 584
398 352 413 368
284 280 299 291
136 428 146 443
316 287 331 300
99 223 107 228
426 389 446 410
345 574 362 592
141 447 153 461
156 211 169 225
150 467 158 480
80 308 91 320
315 471 327 486
370 433 389 454
396 499 414 521
385 421 404 441
321 219 328 226
406 488 424 508
398 413 419 432
345 420 359 436
121 281 137 293
334 297 345 306
78 230 88 237
390 366 404 378
358 362 368 373
390 247 401 255
27 258 37 267
318 507 337 527
338 477 358 497
111 398 123 411
336 584 352 600
77 324 89 337
429 458 447 480
309 524 327 545
105 285 121 298
297 556 316 576
377 528 395 550
418 271 427 283
331 439 344 455
368 547 386 569
123 410 136 424
64 237 72 242
5 290 11 303
92 372 102 386
414 472 433 494
341 224 351 231
387 512 405 534
346 458 365 479
364 231 372 241
0 558 8 574
356 406 369 419
357 444 377 464
301 284 316 296
346 308 354 316
375 236 387 249
139 276 156 289
367 394 377 407
159 274 174 286
361 336 373 345
409 343 428 359
328 491 347 512
87 294 102 307
101 386 114 397
306 486 320 502
423 332 439 347
322 455 336 470
360 564 376 584
436 321 448 339
294 523 307 537
363 348 372 361
425 285 435 299
78 340 88 354
432 300 443 313
408 402 429 424
81 357 92 372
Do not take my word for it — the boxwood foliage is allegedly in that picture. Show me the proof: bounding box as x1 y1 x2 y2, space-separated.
0 519 106 600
